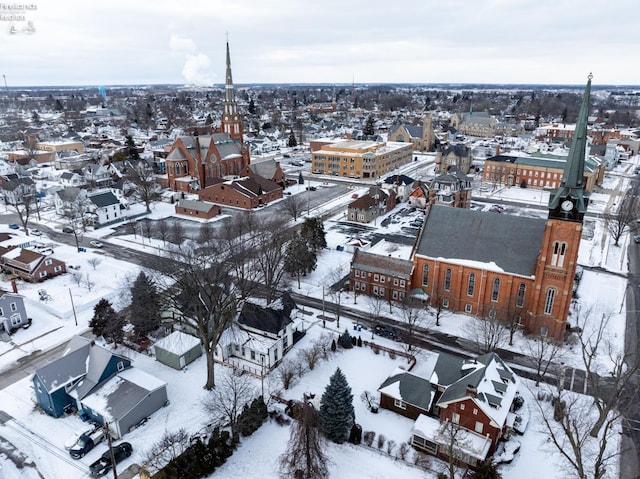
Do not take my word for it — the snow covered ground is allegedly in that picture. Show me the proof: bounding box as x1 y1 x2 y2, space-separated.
0 156 636 478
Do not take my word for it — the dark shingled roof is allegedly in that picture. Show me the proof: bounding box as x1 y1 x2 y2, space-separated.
414 205 545 277
238 299 294 335
351 249 413 280
378 371 435 411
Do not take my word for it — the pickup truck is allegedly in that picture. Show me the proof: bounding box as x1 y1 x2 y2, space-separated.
89 442 133 477
68 428 105 459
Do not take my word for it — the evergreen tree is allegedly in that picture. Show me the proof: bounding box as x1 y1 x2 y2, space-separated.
89 298 115 337
204 113 214 126
319 368 355 444
288 129 297 148
284 234 317 288
248 98 256 115
129 271 161 336
340 329 353 349
300 217 326 252
363 115 375 136
124 134 140 162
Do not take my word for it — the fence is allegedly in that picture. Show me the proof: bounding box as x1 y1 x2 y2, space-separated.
362 340 416 371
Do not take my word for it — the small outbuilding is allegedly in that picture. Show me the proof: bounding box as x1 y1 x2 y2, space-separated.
154 331 202 370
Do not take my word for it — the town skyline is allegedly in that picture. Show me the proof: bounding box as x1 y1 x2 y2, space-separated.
2 0 639 88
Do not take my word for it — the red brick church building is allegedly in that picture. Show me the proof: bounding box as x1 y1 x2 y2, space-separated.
164 42 250 193
352 76 594 340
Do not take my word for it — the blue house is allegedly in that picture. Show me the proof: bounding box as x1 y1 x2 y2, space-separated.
32 336 131 418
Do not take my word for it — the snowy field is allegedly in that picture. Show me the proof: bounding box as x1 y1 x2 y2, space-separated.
0 157 637 478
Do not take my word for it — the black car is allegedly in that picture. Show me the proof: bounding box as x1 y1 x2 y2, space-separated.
374 324 399 340
89 442 133 477
62 226 74 233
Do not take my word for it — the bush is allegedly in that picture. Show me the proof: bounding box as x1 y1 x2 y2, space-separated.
512 393 524 411
348 423 362 445
340 329 353 349
388 350 396 360
363 431 375 447
386 439 396 455
357 336 362 347
331 339 337 352
376 433 386 450
371 343 380 355
397 442 409 460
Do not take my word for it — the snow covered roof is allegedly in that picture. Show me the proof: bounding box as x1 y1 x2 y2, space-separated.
154 331 201 356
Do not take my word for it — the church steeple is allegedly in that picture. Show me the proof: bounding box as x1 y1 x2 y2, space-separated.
221 39 243 142
548 74 592 221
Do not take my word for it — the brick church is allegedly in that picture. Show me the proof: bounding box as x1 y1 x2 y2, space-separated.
164 42 251 192
352 76 594 340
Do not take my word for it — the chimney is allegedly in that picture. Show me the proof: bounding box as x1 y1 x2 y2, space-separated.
465 385 478 397
11 280 17 293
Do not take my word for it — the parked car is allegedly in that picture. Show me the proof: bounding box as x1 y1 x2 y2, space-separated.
62 226 74 233
634 235 640 244
351 193 359 199
374 324 400 340
30 229 43 236
64 426 98 450
90 240 104 248
89 442 133 477
69 428 105 459
8 224 19 230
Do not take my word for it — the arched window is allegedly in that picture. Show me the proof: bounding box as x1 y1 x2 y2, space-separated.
422 264 429 286
444 269 452 291
516 283 526 308
544 288 556 315
176 163 181 175
467 273 475 296
491 278 500 302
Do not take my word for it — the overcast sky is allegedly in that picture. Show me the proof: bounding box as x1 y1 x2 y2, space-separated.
2 0 638 88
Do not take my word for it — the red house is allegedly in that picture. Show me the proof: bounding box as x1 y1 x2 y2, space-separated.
0 247 66 282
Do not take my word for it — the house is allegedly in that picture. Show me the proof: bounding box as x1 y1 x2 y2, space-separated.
383 174 416 202
346 188 396 224
0 291 29 334
410 168 472 209
80 367 168 439
54 187 89 217
175 199 221 220
59 171 86 187
215 293 299 369
32 336 168 439
82 163 112 189
33 336 132 418
0 176 37 206
154 330 202 370
0 247 66 282
197 175 283 210
434 144 473 174
350 249 412 302
378 351 520 468
88 190 123 225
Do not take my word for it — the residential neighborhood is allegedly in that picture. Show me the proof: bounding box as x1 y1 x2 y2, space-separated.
0 22 639 479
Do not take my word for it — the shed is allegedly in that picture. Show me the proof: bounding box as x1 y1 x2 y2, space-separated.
154 331 202 369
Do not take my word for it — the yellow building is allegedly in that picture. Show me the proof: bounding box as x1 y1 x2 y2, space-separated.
311 140 413 179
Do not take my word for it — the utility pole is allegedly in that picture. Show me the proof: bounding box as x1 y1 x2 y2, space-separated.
104 423 118 479
2 74 7 93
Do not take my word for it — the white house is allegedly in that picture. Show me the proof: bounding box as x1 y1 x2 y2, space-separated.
88 190 123 225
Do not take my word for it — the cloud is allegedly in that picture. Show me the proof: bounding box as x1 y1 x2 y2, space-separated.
182 53 215 86
169 33 196 53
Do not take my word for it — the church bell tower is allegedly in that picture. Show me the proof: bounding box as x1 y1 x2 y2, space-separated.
220 40 244 142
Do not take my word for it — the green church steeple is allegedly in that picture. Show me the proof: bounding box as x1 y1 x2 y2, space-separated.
548 74 592 221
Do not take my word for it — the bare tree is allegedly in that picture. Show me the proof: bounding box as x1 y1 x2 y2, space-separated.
534 386 622 479
522 335 565 386
324 267 346 329
156 218 170 246
282 194 305 222
367 295 385 339
87 257 102 270
604 194 638 246
142 429 190 474
140 218 154 241
252 218 292 302
126 160 158 213
398 298 433 357
574 308 640 437
3 178 37 233
202 369 257 443
153 242 241 390
277 357 301 390
279 400 329 479
301 342 323 371
438 418 467 479
169 219 186 245
466 315 508 353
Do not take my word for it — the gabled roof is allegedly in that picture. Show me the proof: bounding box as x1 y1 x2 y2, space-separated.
238 299 294 335
436 352 519 428
384 174 415 186
89 191 120 208
415 205 545 277
34 336 129 397
351 249 413 280
378 369 435 411
55 187 83 202
177 199 218 213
